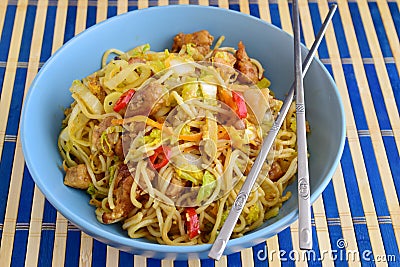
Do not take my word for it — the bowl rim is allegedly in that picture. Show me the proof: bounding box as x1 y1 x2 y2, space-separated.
20 4 346 255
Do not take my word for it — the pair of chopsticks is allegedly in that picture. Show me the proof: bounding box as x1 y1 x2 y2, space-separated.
208 4 337 260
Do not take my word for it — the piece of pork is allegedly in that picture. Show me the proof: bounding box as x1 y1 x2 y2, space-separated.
102 164 136 223
234 41 259 84
171 30 214 56
165 176 187 199
125 82 167 118
268 161 285 181
64 164 91 189
91 116 119 154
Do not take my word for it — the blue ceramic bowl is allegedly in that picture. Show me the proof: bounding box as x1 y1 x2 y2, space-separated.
21 5 345 260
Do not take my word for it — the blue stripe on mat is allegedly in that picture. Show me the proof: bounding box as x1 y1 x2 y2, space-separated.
382 136 400 200
250 4 259 18
252 242 268 266
0 67 5 95
39 5 57 63
5 68 26 136
174 260 189 267
229 4 239 12
11 227 28 266
146 257 160 267
0 142 16 225
270 3 281 29
368 2 392 58
278 227 295 266
330 3 350 58
386 63 400 111
388 3 400 37
64 5 77 43
340 140 365 219
38 229 55 266
227 251 242 267
16 168 34 223
308 3 329 59
42 199 57 223
127 4 137 12
201 258 215 267
0 5 16 63
348 2 372 58
18 5 36 62
120 251 134 266
65 230 81 266
86 5 97 29
92 239 107 267
321 181 349 266
107 5 117 18
364 64 391 130
342 64 368 131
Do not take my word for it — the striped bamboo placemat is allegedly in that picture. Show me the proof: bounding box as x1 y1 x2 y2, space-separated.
0 0 399 266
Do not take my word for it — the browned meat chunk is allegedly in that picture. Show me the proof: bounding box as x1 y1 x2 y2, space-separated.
235 41 259 84
102 164 136 223
171 30 214 56
91 116 119 155
125 82 167 118
64 164 91 189
212 50 236 67
87 75 106 103
268 161 284 181
114 137 124 159
166 176 187 199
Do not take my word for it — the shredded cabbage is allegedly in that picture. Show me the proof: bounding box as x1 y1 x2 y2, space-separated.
70 80 104 114
176 165 203 185
196 171 216 203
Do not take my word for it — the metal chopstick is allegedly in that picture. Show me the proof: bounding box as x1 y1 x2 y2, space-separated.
293 0 311 250
208 4 337 261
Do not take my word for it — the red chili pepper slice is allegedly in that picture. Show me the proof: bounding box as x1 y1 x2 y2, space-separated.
149 146 171 170
113 89 136 112
185 207 200 239
231 91 247 119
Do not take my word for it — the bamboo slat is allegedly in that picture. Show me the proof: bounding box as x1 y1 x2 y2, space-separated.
117 0 128 14
240 248 254 267
239 0 250 14
134 255 147 266
331 165 360 267
0 0 28 163
198 0 209 6
0 0 7 42
106 246 119 267
79 232 93 267
22 1 49 265
214 255 228 267
0 0 29 265
159 0 169 6
188 258 201 267
161 259 174 267
258 0 271 23
138 0 149 9
266 235 281 266
50 0 70 265
218 0 229 9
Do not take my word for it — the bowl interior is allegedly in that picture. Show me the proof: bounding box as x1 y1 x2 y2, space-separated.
21 5 345 260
